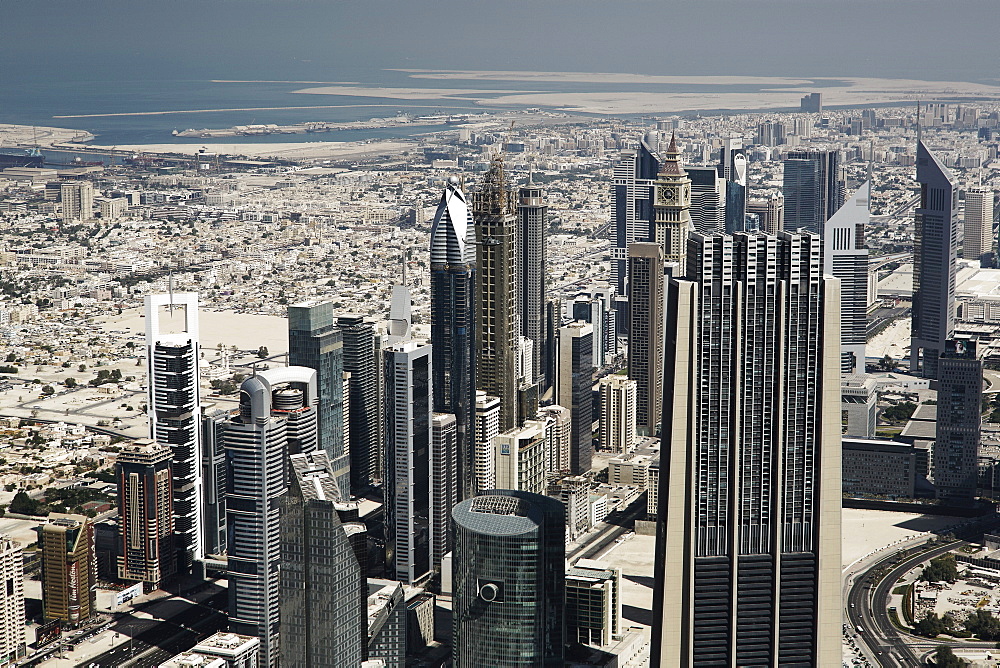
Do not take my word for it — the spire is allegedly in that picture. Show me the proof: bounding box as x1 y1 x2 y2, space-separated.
666 131 679 155
916 99 922 145
658 132 685 176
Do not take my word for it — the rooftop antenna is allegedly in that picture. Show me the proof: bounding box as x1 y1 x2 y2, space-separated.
868 140 875 184
916 99 922 145
167 271 175 315
401 247 407 286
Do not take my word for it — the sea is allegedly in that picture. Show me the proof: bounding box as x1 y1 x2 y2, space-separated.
0 69 859 149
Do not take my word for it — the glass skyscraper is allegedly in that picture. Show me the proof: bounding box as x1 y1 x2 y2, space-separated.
337 314 381 494
452 490 565 668
783 149 843 236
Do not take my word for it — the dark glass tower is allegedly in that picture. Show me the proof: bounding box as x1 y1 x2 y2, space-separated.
337 315 380 494
452 490 565 667
611 137 659 294
783 149 843 235
517 178 547 386
555 322 594 475
288 300 348 497
430 177 476 499
934 339 982 504
910 140 958 379
280 451 366 668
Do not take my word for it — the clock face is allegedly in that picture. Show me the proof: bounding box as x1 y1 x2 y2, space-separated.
657 186 676 204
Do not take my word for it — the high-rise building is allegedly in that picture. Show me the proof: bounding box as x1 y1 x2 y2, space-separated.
719 137 748 234
473 155 520 433
0 536 24 665
653 231 842 666
964 185 994 263
598 375 636 454
538 404 571 475
686 166 726 235
384 341 433 584
116 439 175 588
451 490 566 667
145 293 203 572
911 140 959 379
280 451 365 668
337 315 380 494
800 92 823 113
934 339 983 505
366 579 406 666
473 392 501 494
571 297 606 369
842 374 878 439
566 559 621 648
37 514 95 625
191 633 261 668
431 413 458 569
224 367 318 668
518 178 548 386
60 181 94 221
492 421 547 494
429 177 476 500
652 134 692 265
783 149 843 235
825 181 872 373
627 243 665 436
200 406 228 556
611 138 659 294
555 322 594 475
288 300 348 497
747 194 784 234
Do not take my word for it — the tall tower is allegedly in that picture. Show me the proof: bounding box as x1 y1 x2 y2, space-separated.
430 177 476 500
383 341 434 584
0 536 25 665
280 451 365 668
964 185 994 263
686 165 726 235
653 231 842 667
224 367 318 668
783 149 843 235
145 293 203 572
719 137 748 234
627 243 665 436
934 339 983 505
288 300 348 497
60 181 94 222
473 155 520 432
473 392 502 494
555 322 594 475
611 137 659 294
598 375 636 454
910 140 959 379
431 413 459 569
652 133 692 265
451 490 566 668
337 315 380 494
37 514 95 625
518 177 548 386
825 181 872 373
116 439 175 589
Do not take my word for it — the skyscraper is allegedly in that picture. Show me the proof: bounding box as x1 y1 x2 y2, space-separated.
288 300 348 497
652 134 692 265
145 293 203 572
451 490 566 667
492 421 548 494
611 137 659 294
627 243 665 436
719 137 748 234
337 314 380 494
783 149 843 235
280 451 365 668
934 339 983 505
224 367 318 668
200 406 228 556
686 165 726 235
555 322 594 475
825 181 872 373
37 514 95 625
0 536 24 666
964 185 994 263
911 140 959 379
116 439 175 589
431 413 458 569
430 177 476 499
60 181 94 222
571 296 606 369
384 341 433 584
747 194 784 235
518 177 548 386
598 375 636 454
473 155 520 432
653 231 842 666
473 392 501 494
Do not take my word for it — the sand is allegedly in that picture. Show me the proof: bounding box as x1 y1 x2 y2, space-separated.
841 508 963 569
63 139 414 160
292 85 541 100
0 123 93 147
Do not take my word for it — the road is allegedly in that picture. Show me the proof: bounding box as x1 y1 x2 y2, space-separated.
567 492 648 561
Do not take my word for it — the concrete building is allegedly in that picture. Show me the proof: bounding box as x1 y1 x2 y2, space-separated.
518 178 548 386
611 137 659 294
60 181 94 221
566 559 621 648
555 322 594 475
653 231 842 666
430 178 476 500
492 421 547 495
783 149 843 235
200 406 228 556
964 185 994 263
911 141 959 379
473 392 501 494
598 375 636 454
686 165 726 235
116 439 175 588
825 181 871 372
473 154 520 433
145 293 203 572
451 491 566 667
841 374 878 438
366 579 406 667
934 339 984 504
37 514 95 625
192 633 261 668
0 537 24 666
384 341 434 584
842 438 916 499
747 194 784 235
627 243 665 436
652 134 692 265
547 475 591 540
288 300 348 497
430 413 458 570
338 314 381 494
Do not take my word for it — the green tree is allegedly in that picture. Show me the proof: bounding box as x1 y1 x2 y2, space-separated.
256 346 269 359
64 377 77 388
914 612 951 638
934 645 967 667
965 610 1000 640
883 402 918 423
40 385 54 396
78 364 86 372
921 555 960 583
9 492 45 516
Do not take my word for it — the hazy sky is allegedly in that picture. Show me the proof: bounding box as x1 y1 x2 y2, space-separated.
3 0 997 84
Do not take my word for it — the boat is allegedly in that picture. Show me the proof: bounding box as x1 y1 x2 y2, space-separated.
0 147 44 168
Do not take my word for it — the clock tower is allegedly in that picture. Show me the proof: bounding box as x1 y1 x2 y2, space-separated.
652 133 692 265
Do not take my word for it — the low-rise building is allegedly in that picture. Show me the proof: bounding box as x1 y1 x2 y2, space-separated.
842 437 916 499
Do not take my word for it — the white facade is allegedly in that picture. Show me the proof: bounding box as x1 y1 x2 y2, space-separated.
965 185 994 263
599 375 637 453
824 181 871 373
473 392 501 493
60 182 94 221
0 536 24 666
492 421 546 495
